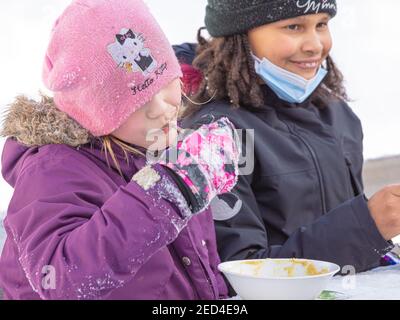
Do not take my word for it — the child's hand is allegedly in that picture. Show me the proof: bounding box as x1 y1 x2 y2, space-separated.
157 117 240 214
368 185 400 240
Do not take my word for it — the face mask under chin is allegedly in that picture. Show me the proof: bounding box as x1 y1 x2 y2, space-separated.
252 53 328 104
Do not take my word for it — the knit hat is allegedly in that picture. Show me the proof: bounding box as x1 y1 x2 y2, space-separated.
42 0 182 137
205 0 337 37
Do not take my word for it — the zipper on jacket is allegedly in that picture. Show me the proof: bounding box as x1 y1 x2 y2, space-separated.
183 227 217 299
344 156 362 196
282 121 328 214
194 254 217 299
190 240 218 299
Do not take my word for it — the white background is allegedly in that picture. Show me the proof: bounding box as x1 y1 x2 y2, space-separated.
0 1 399 218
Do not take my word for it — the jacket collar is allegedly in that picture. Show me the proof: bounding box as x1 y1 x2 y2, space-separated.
79 137 148 182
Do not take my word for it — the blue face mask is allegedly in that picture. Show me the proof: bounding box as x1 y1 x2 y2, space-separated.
252 54 328 104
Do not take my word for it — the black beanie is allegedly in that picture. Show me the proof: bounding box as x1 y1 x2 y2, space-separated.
205 0 337 37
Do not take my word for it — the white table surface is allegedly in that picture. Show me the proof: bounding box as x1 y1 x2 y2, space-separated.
226 264 400 300
324 264 400 300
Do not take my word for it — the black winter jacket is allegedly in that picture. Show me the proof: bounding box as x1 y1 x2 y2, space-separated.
175 44 394 275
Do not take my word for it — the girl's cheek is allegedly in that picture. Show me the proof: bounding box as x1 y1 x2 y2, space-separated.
143 127 156 146
271 37 300 66
322 34 333 56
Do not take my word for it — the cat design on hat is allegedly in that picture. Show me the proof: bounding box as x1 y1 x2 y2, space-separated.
107 28 158 76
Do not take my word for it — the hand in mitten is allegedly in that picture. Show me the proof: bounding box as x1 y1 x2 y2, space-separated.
157 117 240 213
131 117 240 215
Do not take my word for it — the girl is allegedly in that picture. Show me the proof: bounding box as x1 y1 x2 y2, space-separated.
0 0 240 299
176 0 400 286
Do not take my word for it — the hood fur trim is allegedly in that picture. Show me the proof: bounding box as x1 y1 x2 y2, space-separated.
1 94 93 147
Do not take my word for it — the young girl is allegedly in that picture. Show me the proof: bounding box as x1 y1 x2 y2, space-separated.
176 0 400 285
0 0 240 300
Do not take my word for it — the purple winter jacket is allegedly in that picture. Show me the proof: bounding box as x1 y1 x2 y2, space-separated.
0 96 228 300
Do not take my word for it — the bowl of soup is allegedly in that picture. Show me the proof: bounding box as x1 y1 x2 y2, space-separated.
218 258 340 300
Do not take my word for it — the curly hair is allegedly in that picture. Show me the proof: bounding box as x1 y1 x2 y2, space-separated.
183 27 349 117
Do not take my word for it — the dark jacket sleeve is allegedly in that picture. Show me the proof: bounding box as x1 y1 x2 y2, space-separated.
217 180 393 273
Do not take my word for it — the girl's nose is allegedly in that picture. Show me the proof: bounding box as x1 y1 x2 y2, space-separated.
301 31 324 55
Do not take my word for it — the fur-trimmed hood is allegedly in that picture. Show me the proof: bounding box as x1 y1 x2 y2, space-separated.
0 95 145 188
1 95 93 147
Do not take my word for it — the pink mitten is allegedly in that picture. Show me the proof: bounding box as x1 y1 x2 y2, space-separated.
157 117 240 213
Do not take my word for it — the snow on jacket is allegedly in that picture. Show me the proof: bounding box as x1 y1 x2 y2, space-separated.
0 95 228 300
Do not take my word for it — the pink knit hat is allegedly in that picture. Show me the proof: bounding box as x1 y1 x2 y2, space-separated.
42 0 182 136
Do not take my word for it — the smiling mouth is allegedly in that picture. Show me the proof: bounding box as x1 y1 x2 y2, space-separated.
291 60 321 70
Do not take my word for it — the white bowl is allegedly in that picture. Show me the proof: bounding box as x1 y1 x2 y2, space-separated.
218 258 340 300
